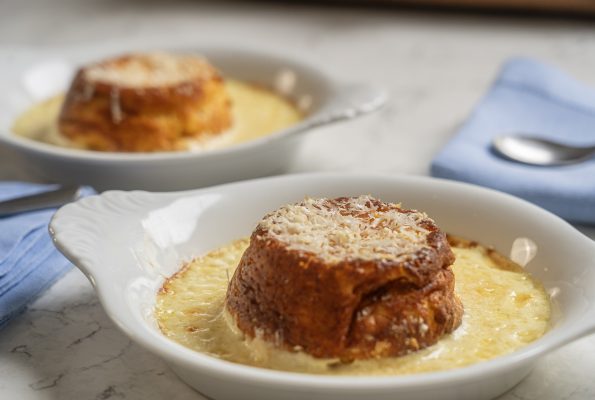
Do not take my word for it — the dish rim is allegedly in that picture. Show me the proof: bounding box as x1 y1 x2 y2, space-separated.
49 172 595 390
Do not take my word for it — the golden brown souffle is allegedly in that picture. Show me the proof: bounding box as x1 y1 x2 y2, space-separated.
225 195 463 361
58 52 232 152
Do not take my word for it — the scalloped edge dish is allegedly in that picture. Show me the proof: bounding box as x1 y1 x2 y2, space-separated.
0 48 386 191
49 173 595 400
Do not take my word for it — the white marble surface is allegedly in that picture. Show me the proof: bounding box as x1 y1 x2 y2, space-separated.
1 1 595 399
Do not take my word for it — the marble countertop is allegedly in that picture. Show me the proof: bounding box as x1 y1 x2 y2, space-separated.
1 1 595 399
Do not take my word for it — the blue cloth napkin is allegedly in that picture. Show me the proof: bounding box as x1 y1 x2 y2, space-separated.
0 182 94 329
431 57 595 225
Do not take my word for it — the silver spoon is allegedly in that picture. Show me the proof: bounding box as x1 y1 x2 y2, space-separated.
0 185 84 217
492 135 595 166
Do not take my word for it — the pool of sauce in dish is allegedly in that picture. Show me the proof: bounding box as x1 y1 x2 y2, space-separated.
11 80 302 151
154 237 550 375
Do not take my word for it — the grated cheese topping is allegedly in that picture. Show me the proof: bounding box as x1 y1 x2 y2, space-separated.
84 52 217 88
258 195 434 264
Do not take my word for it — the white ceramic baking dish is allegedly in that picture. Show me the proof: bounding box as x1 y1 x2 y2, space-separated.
0 48 385 191
49 173 595 400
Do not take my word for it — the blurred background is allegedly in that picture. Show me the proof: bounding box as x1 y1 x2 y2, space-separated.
3 0 595 178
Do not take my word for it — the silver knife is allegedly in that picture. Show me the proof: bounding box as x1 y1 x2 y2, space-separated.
0 185 84 217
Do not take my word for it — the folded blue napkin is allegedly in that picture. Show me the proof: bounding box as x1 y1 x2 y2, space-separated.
0 182 94 329
431 57 595 225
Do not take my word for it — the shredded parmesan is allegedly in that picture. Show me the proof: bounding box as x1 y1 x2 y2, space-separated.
258 195 433 264
84 52 216 88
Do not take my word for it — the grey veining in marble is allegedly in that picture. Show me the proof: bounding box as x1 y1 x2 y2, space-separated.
1 0 595 399
1 271 202 399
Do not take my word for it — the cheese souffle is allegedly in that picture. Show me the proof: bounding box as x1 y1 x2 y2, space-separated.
155 196 551 375
226 196 463 361
12 52 302 152
58 53 233 152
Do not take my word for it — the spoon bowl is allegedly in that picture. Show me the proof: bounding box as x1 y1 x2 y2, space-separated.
492 135 595 166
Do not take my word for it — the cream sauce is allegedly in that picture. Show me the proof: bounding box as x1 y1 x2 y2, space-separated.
11 80 302 151
155 237 550 375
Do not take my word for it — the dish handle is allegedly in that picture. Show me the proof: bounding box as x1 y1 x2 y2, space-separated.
297 83 388 132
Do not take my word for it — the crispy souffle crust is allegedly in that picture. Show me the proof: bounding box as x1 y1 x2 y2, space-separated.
58 52 232 152
225 196 463 361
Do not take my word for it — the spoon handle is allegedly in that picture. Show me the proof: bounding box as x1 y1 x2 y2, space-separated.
0 185 84 217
